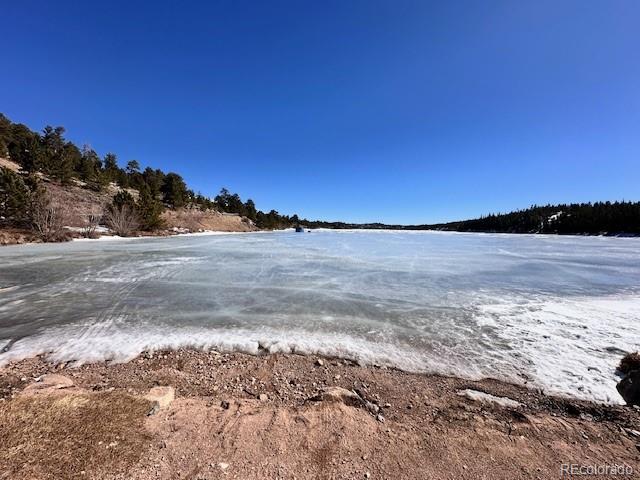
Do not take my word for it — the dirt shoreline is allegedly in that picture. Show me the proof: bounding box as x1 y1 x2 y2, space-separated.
1 349 639 479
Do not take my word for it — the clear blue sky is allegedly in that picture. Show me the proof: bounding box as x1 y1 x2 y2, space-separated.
2 1 639 224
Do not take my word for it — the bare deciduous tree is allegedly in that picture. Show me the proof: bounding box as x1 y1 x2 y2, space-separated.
105 204 139 237
30 190 68 242
81 211 102 239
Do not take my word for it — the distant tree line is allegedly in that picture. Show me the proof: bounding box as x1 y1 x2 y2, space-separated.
300 202 640 235
0 113 297 232
426 202 640 235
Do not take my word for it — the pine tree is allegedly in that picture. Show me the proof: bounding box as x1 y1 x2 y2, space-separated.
161 173 188 208
0 167 31 224
137 184 164 230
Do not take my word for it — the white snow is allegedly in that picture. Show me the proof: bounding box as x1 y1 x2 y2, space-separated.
457 389 523 408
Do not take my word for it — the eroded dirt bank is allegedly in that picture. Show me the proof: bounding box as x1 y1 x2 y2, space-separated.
1 349 639 479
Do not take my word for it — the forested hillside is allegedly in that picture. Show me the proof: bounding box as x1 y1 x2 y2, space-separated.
300 202 640 235
426 202 640 235
301 202 640 235
0 113 296 243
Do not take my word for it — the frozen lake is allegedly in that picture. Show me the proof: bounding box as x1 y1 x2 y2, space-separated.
1 230 639 403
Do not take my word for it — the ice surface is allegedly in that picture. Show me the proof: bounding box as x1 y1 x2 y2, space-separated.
1 230 639 403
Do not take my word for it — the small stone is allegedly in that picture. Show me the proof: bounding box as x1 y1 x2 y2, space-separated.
144 386 175 410
364 473 370 479
259 393 268 401
376 414 385 423
628 429 640 438
218 462 229 470
365 401 380 414
147 403 160 416
316 359 324 367
22 374 74 394
334 375 341 380
221 400 230 409
313 387 361 407
617 370 640 406
383 403 391 408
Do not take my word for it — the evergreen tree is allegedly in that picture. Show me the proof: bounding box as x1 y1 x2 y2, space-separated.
244 199 257 221
7 124 43 172
137 184 164 230
111 190 137 210
161 172 188 208
0 114 10 157
0 167 31 224
126 160 140 175
103 153 119 182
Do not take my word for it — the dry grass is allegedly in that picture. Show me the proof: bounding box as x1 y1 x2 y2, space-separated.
161 207 256 232
0 392 152 480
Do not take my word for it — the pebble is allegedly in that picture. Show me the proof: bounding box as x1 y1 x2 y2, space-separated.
364 473 370 478
316 359 324 367
259 393 268 401
376 414 385 423
218 462 229 470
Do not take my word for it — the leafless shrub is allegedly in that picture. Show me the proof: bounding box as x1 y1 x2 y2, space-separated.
619 352 640 375
81 212 102 239
30 191 69 242
105 204 139 237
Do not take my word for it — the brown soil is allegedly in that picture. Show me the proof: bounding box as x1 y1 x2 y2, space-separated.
45 180 115 227
1 350 639 479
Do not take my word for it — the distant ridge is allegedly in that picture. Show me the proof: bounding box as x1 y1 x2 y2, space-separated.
301 202 640 236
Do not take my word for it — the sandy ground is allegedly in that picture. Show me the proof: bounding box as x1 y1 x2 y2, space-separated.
161 209 257 233
1 350 639 480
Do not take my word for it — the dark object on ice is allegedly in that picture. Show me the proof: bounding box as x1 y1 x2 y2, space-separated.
618 352 640 375
295 225 304 233
617 369 640 406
